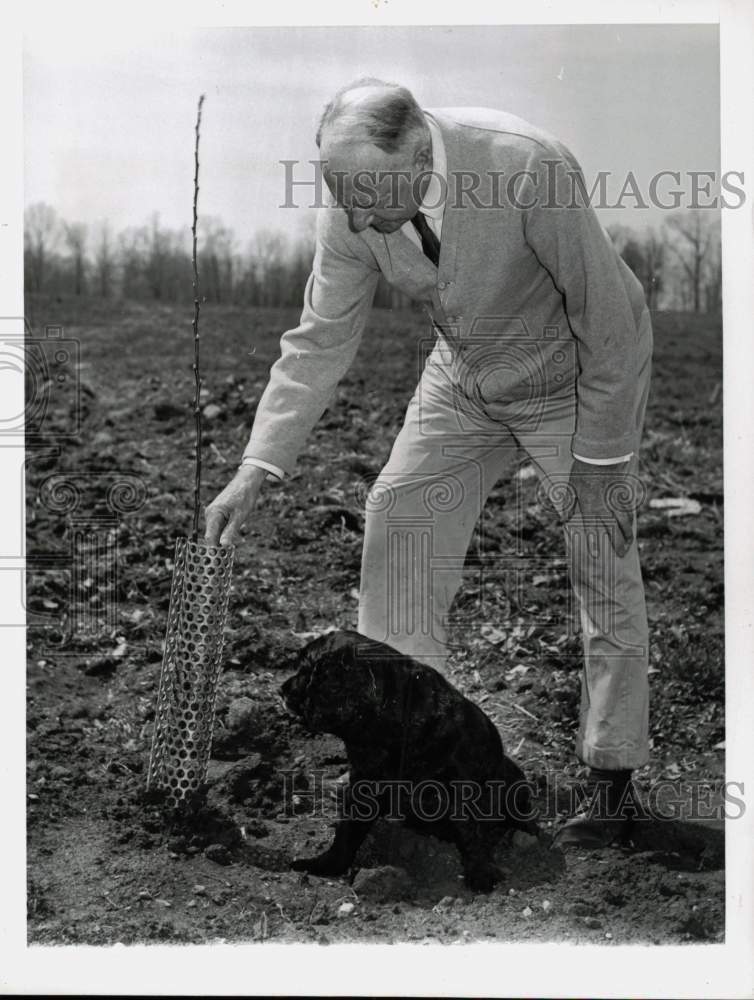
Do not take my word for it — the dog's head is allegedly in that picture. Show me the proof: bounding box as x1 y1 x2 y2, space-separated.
280 630 370 736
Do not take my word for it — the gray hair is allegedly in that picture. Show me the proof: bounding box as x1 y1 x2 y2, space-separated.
316 77 427 153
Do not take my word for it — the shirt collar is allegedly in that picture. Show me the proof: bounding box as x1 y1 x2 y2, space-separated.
419 113 447 220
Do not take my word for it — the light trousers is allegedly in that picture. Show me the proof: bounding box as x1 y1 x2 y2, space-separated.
358 329 651 771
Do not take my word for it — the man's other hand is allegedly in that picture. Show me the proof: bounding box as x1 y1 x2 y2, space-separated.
204 464 267 547
564 458 635 558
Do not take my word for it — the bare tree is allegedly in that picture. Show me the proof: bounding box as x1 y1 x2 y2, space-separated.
198 216 236 304
606 223 666 311
137 213 192 302
665 210 718 314
248 229 290 307
642 230 665 312
93 221 115 298
64 222 88 296
285 213 316 305
118 226 149 299
615 233 646 284
702 226 722 314
24 202 60 293
145 212 168 300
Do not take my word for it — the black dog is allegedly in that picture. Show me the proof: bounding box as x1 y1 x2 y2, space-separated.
280 630 537 892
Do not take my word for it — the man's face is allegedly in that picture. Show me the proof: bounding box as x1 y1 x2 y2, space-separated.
320 133 431 235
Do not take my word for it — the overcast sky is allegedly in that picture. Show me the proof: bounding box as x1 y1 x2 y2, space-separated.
24 24 719 246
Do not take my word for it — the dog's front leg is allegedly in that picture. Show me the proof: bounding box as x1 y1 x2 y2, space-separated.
291 778 382 877
450 818 502 893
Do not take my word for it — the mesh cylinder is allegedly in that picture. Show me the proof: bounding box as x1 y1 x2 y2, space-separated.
147 536 235 808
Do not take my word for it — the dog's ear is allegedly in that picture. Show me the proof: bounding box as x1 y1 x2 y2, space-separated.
305 634 354 677
283 641 312 674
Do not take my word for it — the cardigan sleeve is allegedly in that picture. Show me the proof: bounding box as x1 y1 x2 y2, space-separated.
521 142 649 459
241 209 380 475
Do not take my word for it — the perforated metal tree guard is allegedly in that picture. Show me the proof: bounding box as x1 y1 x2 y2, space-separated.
147 537 235 808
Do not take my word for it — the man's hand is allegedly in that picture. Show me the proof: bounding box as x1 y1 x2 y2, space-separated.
204 464 267 547
564 459 635 558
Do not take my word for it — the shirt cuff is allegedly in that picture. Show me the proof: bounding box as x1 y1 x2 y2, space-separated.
572 452 633 465
239 456 285 480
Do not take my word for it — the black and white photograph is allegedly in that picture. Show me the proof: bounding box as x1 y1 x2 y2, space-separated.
2 1 753 995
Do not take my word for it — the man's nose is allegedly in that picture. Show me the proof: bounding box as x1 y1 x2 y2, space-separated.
347 207 375 232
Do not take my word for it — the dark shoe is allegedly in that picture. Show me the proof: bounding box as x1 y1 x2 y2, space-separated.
552 767 635 850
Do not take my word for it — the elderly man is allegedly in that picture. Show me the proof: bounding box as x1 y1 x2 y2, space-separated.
206 78 653 847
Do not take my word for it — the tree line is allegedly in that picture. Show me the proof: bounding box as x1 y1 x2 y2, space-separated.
24 202 721 313
606 213 722 314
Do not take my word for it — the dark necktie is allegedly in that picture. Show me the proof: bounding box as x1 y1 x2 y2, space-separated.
411 211 441 267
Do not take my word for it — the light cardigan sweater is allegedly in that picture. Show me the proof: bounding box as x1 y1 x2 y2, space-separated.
241 107 651 478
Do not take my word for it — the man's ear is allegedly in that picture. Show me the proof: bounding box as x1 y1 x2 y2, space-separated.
413 142 432 172
412 138 432 171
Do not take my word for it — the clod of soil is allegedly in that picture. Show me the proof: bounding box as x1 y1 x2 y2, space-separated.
352 866 414 903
